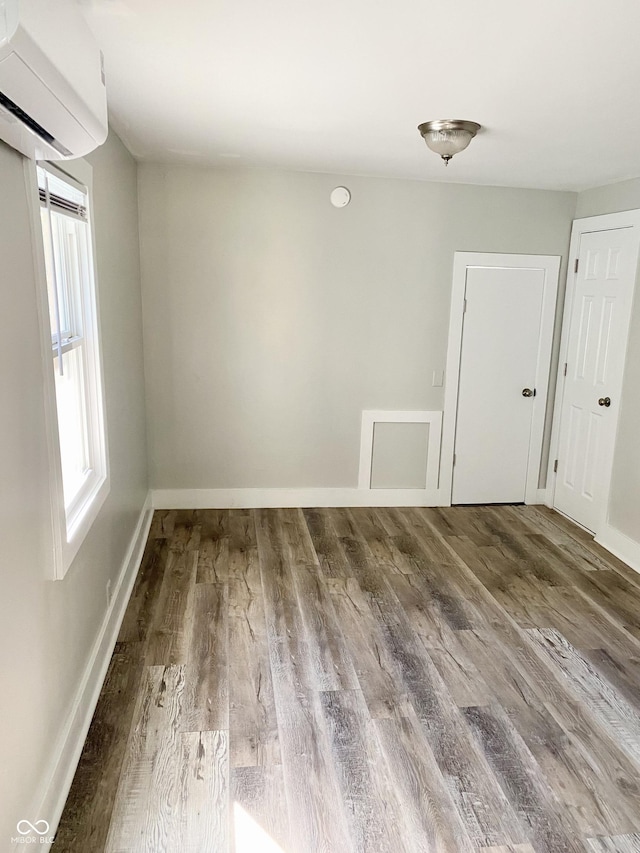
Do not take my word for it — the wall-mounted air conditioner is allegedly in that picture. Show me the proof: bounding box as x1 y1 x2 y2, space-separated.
0 0 108 160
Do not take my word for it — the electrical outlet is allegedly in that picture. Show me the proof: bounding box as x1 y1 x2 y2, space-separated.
106 578 112 607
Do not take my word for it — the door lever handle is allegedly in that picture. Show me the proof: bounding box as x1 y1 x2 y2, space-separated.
598 396 611 407
522 388 535 398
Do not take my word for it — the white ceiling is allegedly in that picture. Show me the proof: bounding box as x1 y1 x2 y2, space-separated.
79 0 640 191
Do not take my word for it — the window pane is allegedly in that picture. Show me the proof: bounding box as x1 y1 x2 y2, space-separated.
40 207 63 342
40 209 87 344
53 346 91 509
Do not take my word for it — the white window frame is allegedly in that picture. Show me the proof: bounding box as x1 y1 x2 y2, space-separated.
25 157 109 580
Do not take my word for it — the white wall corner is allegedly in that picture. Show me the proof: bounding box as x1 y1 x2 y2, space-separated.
29 491 153 851
594 522 640 576
530 488 548 505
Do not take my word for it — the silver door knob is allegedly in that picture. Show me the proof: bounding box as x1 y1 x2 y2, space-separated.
522 388 534 397
598 396 611 407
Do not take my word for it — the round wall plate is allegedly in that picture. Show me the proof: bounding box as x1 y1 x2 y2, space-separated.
330 186 351 208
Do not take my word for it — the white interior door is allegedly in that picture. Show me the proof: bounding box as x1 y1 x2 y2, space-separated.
553 225 639 532
452 267 545 504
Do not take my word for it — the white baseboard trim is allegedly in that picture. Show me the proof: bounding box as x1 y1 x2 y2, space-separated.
152 487 449 510
30 492 153 852
595 522 640 576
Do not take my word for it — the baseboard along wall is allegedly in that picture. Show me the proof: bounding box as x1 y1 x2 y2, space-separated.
151 487 450 509
29 493 153 852
595 522 640 576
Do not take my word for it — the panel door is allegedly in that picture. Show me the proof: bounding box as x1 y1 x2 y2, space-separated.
554 227 638 532
452 267 545 504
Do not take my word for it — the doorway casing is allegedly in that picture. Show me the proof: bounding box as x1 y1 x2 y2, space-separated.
441 252 561 506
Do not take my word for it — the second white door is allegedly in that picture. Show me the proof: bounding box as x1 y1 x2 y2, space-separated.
452 266 546 504
553 224 639 532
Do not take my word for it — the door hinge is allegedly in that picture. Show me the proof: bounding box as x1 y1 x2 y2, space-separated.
563 362 568 377
453 453 457 466
574 258 579 273
463 298 467 314
553 459 558 473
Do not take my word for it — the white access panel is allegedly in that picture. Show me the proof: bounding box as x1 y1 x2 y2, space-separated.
452 267 545 504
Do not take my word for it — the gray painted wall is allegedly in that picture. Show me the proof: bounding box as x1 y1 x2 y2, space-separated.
138 164 576 490
0 132 148 842
577 180 640 542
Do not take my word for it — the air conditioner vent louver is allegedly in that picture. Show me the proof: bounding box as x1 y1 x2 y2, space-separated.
0 89 71 156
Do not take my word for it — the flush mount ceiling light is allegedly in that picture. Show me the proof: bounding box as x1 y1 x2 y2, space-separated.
418 119 481 166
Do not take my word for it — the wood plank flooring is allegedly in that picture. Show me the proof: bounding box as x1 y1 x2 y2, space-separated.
53 505 640 852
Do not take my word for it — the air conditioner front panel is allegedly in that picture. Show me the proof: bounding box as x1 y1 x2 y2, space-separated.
0 52 96 158
18 0 107 140
0 0 107 160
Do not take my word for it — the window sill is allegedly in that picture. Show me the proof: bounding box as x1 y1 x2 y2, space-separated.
53 474 110 580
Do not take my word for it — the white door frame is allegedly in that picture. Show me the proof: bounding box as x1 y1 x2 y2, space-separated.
546 210 640 531
441 252 560 505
